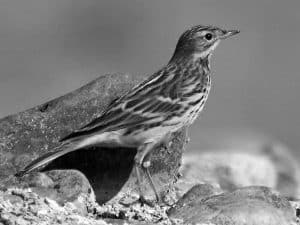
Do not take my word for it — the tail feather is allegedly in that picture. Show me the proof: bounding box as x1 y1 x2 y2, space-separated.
15 142 78 177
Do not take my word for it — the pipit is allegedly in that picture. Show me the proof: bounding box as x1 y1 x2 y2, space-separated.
16 25 239 204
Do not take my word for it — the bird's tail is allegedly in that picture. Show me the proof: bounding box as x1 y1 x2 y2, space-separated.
15 141 80 177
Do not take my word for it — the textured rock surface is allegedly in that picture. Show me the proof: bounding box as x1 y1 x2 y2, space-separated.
0 73 187 204
1 185 298 225
168 186 297 225
0 188 172 225
1 170 95 215
0 188 114 225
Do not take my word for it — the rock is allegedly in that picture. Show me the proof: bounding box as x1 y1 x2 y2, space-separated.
1 185 298 225
261 143 300 198
0 170 95 216
168 186 297 225
0 73 187 203
169 184 220 214
0 188 109 225
179 151 277 196
93 198 172 223
44 170 94 204
180 142 300 199
103 219 156 225
0 187 169 225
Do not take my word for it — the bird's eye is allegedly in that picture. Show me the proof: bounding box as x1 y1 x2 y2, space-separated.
204 33 213 41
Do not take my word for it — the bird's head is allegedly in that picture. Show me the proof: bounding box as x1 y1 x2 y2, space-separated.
172 25 239 60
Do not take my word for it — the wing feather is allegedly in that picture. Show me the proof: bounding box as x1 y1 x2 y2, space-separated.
60 69 183 142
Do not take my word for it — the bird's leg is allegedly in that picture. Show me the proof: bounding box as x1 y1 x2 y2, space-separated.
142 153 161 202
183 127 190 144
134 163 145 202
135 141 160 204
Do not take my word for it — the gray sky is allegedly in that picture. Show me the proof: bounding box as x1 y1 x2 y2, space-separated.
0 0 299 154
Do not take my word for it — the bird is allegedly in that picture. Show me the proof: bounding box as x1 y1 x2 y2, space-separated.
15 25 239 204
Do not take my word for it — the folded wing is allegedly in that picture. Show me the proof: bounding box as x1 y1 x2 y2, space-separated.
60 69 183 142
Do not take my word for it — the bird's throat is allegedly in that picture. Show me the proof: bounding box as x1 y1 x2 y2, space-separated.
189 53 211 74
170 52 211 70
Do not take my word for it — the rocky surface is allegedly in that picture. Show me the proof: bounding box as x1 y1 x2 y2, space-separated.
1 170 95 215
0 73 300 224
0 188 101 225
0 188 166 225
1 185 299 225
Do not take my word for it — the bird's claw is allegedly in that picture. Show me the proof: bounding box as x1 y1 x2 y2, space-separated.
119 194 157 207
138 196 156 207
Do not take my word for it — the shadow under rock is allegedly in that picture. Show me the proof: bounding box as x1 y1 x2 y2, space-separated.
42 146 136 204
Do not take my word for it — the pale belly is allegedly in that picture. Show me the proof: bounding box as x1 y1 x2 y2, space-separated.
75 122 180 149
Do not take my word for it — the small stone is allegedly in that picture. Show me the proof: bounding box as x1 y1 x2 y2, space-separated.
28 172 54 188
2 193 23 205
45 170 93 203
119 192 140 205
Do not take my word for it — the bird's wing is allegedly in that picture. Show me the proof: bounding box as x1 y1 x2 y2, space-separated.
60 68 183 142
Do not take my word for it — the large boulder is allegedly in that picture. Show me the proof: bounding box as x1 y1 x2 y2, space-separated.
0 73 187 204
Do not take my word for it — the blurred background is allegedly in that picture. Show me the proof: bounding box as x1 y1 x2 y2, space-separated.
0 0 299 156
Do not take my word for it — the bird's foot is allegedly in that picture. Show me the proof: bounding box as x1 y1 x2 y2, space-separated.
142 164 162 203
138 195 157 207
120 194 157 207
119 191 155 206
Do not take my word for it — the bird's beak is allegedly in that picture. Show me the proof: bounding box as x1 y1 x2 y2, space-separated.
220 30 240 39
